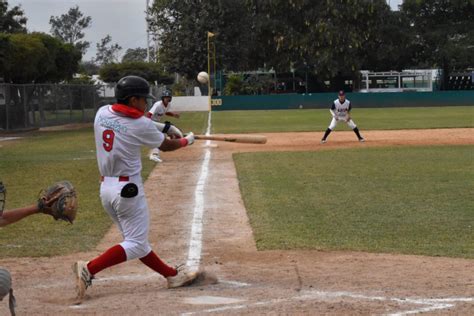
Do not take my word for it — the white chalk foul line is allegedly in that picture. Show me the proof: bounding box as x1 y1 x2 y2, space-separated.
181 289 473 316
0 137 20 142
186 111 212 272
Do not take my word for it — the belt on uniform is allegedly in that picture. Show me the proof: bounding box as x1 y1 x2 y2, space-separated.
100 176 129 182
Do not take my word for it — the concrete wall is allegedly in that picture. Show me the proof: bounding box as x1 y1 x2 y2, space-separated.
171 96 208 112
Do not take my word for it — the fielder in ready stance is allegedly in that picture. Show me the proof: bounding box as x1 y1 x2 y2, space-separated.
73 76 197 301
321 90 365 143
147 90 181 163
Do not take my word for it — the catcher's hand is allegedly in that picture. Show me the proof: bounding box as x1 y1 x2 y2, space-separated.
37 181 78 223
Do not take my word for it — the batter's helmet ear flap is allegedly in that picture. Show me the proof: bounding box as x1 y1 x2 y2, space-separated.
115 76 156 102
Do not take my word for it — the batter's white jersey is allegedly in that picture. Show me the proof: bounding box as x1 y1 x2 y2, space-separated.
147 100 171 122
94 105 165 177
331 98 352 120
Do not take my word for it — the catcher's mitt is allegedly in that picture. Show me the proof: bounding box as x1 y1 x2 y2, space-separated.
37 181 77 223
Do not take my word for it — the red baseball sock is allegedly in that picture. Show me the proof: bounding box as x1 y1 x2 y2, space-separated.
140 251 177 277
87 244 127 276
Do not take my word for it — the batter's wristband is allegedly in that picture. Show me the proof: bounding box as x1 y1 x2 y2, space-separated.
179 138 188 147
163 121 171 133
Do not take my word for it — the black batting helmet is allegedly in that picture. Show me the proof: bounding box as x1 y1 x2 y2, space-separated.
115 76 155 101
161 89 172 101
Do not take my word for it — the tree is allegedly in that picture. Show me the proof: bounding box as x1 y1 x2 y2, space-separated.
0 0 27 33
0 32 80 83
401 0 474 89
148 0 403 89
49 5 92 55
148 0 256 79
361 10 416 72
122 47 149 62
95 35 122 65
99 61 172 83
79 60 100 76
0 32 81 128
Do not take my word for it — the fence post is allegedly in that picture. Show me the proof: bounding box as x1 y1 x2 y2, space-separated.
31 85 36 126
54 85 59 123
92 85 96 115
69 85 73 122
5 84 10 131
23 85 28 128
81 86 85 122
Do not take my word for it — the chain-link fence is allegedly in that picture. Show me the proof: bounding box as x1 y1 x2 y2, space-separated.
0 83 196 131
0 84 119 131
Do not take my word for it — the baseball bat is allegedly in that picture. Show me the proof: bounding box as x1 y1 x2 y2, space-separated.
194 134 267 144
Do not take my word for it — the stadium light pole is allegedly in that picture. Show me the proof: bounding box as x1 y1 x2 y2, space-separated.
146 0 151 62
207 32 215 111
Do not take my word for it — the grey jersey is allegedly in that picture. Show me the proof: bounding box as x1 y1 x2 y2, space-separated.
331 99 352 119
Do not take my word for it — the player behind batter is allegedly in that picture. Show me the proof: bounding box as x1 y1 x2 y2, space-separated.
73 76 197 301
146 89 181 163
321 90 365 143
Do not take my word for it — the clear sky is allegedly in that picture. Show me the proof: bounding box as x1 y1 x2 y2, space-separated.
9 0 403 62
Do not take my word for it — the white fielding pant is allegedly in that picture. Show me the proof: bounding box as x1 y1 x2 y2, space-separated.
329 117 357 130
100 175 152 260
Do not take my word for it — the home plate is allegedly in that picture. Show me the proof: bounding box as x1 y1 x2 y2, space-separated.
184 296 245 305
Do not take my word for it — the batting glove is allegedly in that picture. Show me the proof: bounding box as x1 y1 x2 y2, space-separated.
184 132 195 146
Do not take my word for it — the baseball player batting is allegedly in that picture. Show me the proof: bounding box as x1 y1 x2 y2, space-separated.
73 76 196 302
146 89 182 163
321 90 365 143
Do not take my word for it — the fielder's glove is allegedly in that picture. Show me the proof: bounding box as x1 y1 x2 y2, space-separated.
37 181 78 223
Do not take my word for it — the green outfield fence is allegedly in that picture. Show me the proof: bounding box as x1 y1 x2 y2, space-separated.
211 91 474 110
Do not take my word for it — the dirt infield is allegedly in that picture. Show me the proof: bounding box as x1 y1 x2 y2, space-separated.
0 128 473 315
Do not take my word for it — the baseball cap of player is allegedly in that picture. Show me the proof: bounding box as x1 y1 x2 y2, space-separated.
115 76 156 101
338 90 345 96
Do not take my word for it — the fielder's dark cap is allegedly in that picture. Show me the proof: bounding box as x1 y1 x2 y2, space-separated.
115 76 155 101
338 90 345 96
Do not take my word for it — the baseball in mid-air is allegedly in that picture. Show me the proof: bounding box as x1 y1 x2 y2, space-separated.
197 71 209 84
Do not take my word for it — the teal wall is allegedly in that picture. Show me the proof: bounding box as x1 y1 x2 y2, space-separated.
211 91 474 110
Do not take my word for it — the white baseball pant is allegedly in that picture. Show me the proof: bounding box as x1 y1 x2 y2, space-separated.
329 117 357 130
100 175 152 260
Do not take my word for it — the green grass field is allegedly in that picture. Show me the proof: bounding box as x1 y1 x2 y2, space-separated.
0 112 208 258
234 145 474 258
211 106 474 133
1 107 472 258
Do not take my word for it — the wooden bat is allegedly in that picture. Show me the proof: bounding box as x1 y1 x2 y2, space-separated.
194 134 267 144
